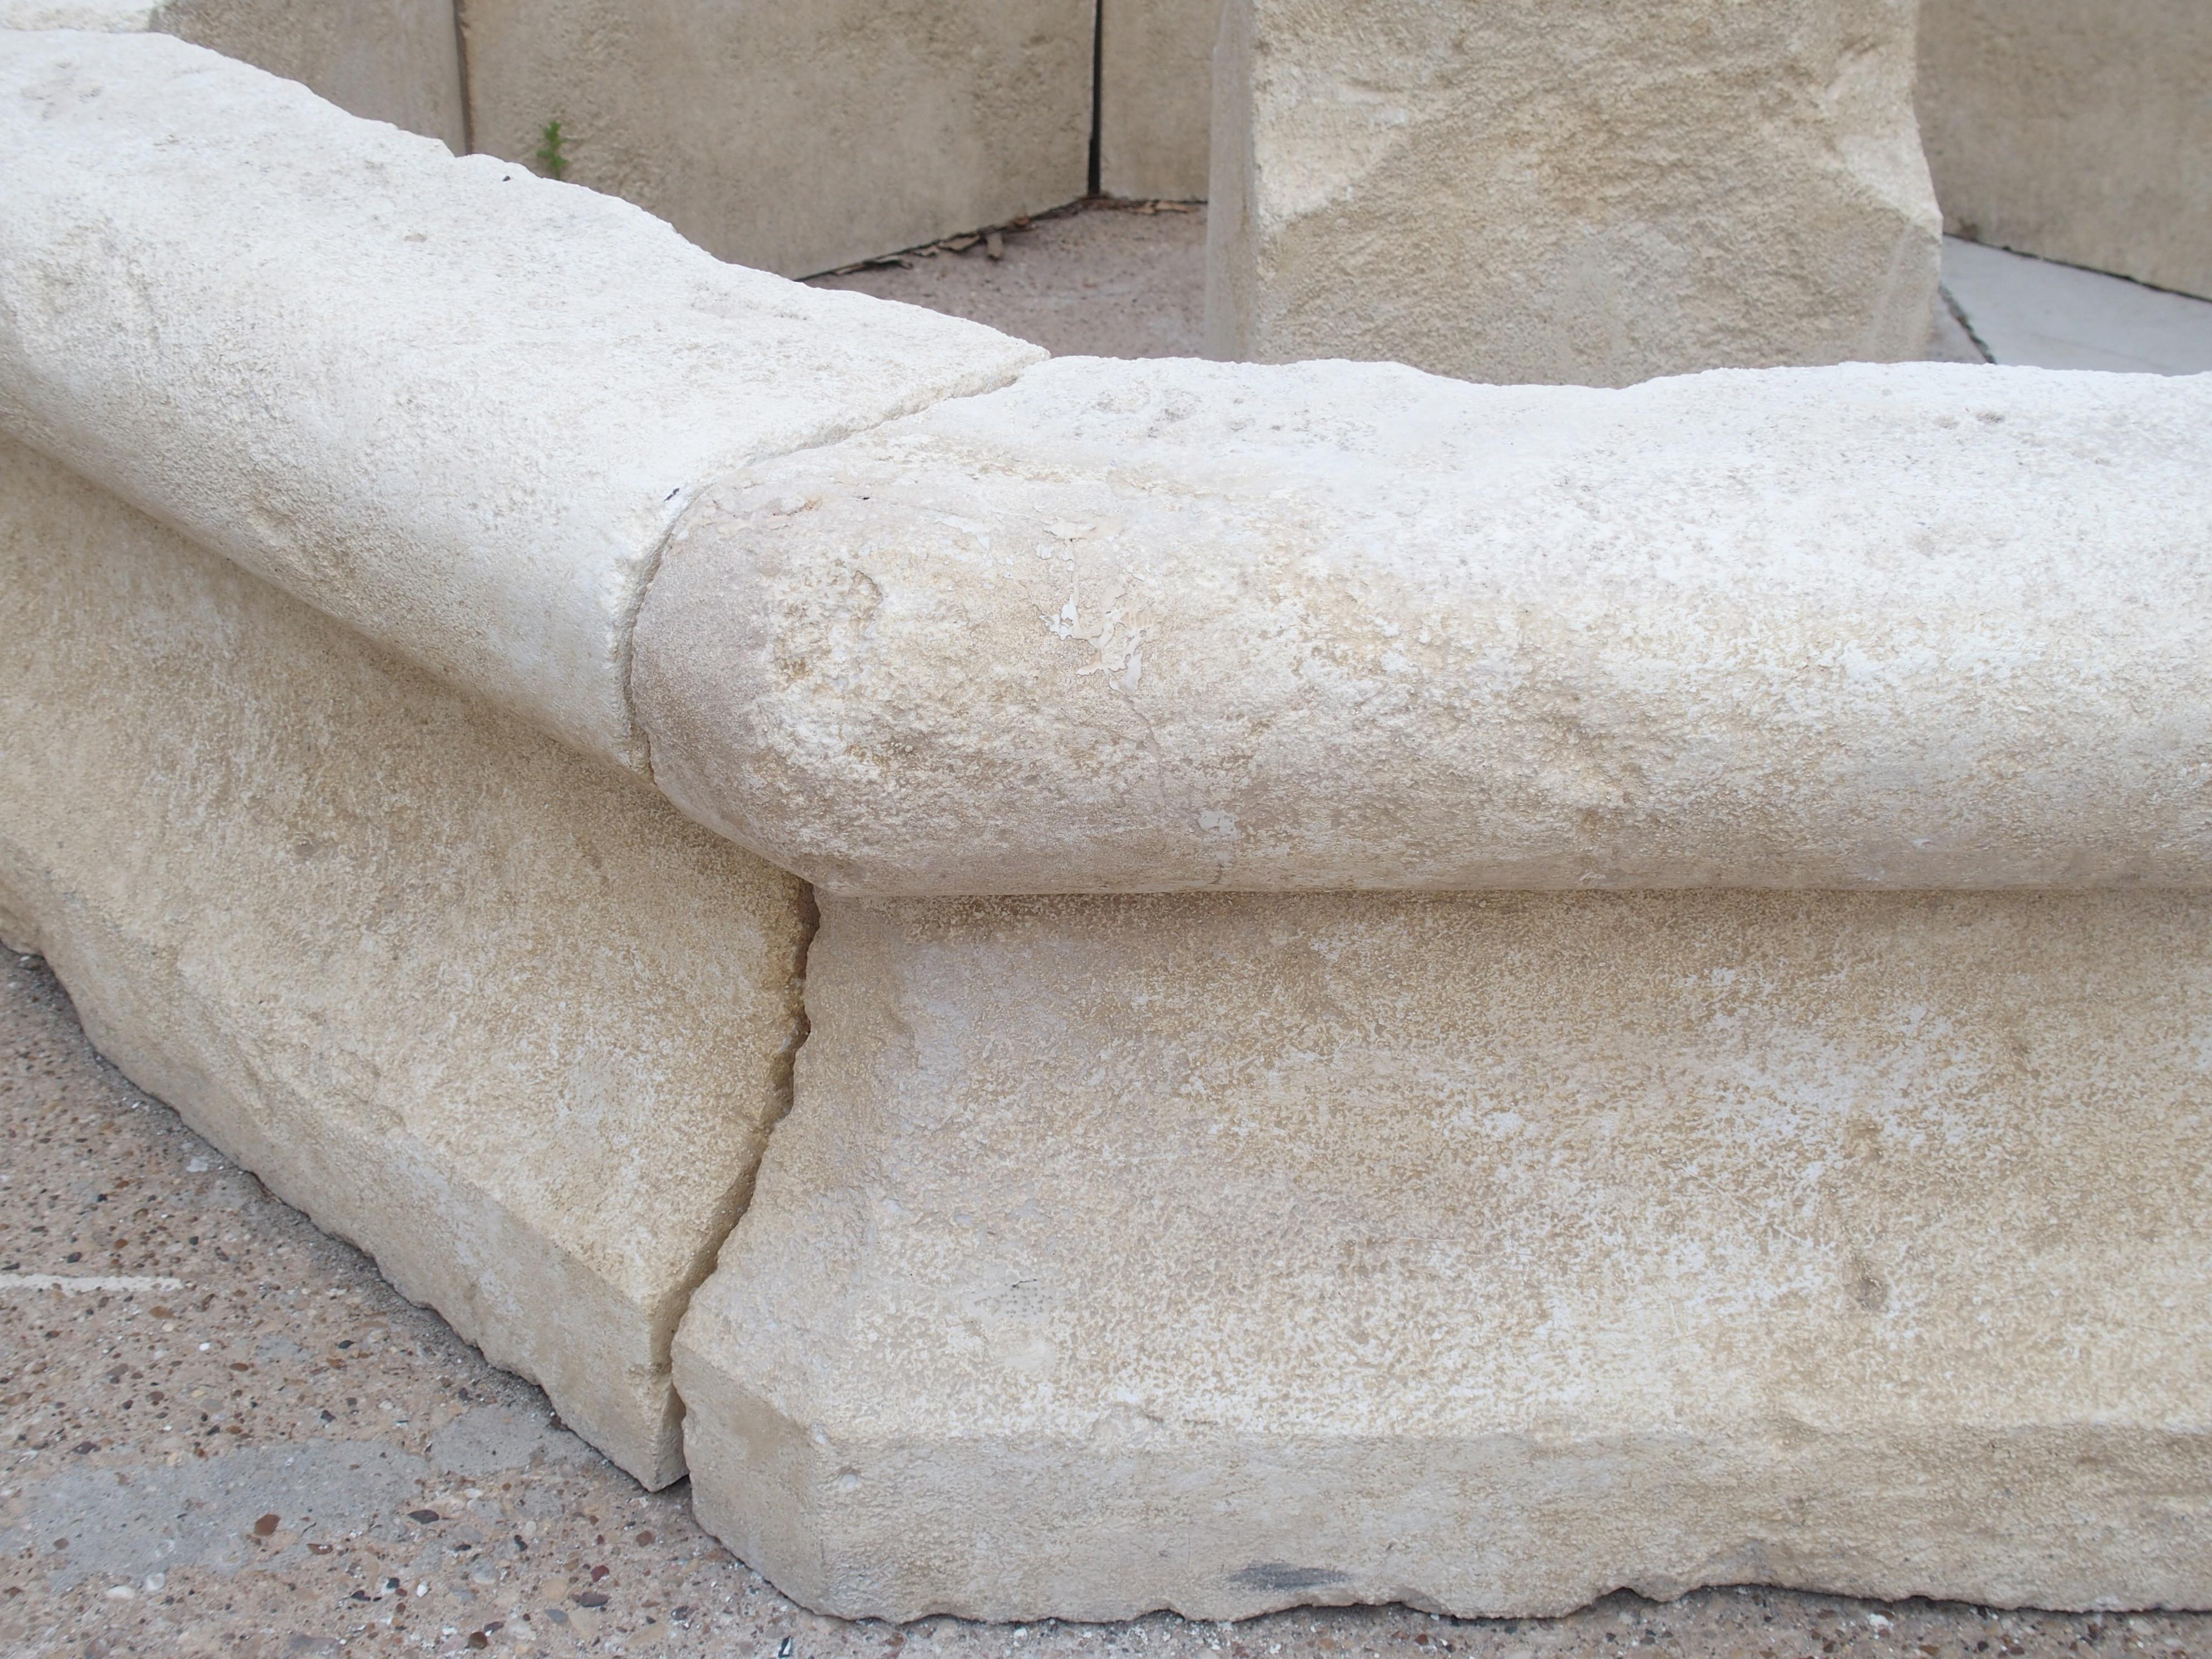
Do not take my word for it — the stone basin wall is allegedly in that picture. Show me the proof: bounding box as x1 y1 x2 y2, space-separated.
4 27 2211 1623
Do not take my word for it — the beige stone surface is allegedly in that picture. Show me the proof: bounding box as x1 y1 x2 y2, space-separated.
462 0 1094 279
1204 0 1940 385
632 355 2212 897
678 888 2212 1622
154 0 468 152
0 31 1040 768
1097 0 1221 202
0 433 812 1488
1918 0 2212 302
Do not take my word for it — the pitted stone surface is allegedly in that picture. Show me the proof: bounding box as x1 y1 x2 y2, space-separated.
676 889 2212 1622
10 940 2198 1657
632 356 2212 896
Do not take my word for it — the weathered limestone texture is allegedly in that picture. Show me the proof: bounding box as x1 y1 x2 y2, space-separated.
0 434 812 1488
1918 0 2212 300
1097 0 1221 201
0 31 1041 765
462 0 1094 278
0 2 157 26
633 356 2212 897
1204 0 1941 384
155 0 469 152
677 890 2212 1621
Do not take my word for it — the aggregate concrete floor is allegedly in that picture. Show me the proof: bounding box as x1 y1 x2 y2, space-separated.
11 203 2212 1658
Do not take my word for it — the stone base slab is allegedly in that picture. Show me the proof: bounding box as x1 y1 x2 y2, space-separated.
678 890 2212 1619
0 435 811 1487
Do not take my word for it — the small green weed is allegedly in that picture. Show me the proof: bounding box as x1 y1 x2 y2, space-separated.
536 119 568 181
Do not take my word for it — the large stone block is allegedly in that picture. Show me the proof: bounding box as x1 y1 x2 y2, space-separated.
0 31 1040 765
1097 0 1221 201
0 434 812 1488
1205 0 1941 385
461 0 1095 278
1918 0 2212 301
676 889 2212 1621
632 356 2212 897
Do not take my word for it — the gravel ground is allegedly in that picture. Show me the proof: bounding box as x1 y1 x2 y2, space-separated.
5 207 2201 1657
7 958 2211 1658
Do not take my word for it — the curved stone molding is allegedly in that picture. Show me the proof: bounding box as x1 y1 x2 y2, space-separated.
633 355 2212 896
8 23 2212 1617
0 30 1040 767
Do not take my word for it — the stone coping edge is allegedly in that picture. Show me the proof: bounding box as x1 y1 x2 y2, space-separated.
6 30 2211 896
